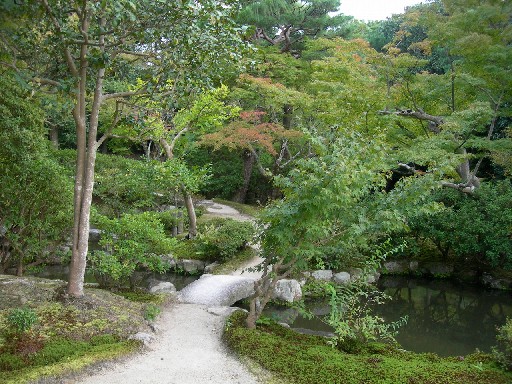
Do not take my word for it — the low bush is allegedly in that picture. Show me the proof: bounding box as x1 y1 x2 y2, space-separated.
196 218 255 262
90 212 177 288
494 317 512 370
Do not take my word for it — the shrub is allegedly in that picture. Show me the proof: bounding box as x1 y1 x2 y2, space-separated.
6 308 38 334
90 212 177 287
493 318 512 370
196 218 255 262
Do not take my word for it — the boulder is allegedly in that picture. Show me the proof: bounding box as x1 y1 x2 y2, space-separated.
159 254 177 269
272 279 302 302
333 272 351 285
204 262 220 274
148 281 176 294
311 270 333 281
366 271 381 284
347 268 364 282
88 228 102 242
424 262 454 277
383 261 409 274
179 259 206 274
481 274 512 290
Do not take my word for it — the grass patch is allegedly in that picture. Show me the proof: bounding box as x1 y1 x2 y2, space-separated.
224 311 512 384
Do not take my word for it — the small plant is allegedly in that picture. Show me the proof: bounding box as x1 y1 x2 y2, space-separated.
493 317 512 370
144 304 161 322
7 307 38 334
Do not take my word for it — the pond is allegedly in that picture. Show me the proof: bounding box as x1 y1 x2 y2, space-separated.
265 276 512 357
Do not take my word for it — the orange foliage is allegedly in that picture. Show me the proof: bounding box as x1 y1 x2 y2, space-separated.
200 110 302 155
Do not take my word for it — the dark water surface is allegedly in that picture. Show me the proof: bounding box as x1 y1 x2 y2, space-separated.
267 276 512 357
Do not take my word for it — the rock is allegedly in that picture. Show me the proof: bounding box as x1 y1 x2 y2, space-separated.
481 274 512 290
383 261 409 274
409 261 419 272
424 262 454 277
311 270 333 281
180 259 206 275
129 332 154 346
348 268 363 281
148 281 176 294
88 228 102 242
333 272 351 285
159 254 177 269
204 262 219 274
366 271 380 284
272 279 302 302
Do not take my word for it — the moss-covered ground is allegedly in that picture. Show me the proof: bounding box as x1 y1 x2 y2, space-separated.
0 276 165 384
224 311 512 384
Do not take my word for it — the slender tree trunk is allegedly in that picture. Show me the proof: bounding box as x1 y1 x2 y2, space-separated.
233 149 255 203
183 191 197 238
49 125 59 149
161 137 198 238
67 15 106 298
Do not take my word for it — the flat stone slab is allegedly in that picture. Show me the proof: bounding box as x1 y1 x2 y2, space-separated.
178 274 256 306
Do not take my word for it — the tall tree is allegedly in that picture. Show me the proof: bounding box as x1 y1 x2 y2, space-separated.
237 0 356 53
0 0 245 297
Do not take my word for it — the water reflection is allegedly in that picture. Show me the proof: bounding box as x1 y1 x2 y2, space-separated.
265 276 512 357
377 277 512 356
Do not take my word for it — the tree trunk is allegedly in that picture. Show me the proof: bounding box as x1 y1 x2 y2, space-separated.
161 137 198 238
49 125 59 149
233 149 255 203
67 15 106 298
183 191 197 238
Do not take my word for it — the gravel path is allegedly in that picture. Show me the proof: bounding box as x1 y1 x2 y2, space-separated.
78 304 259 384
77 202 262 384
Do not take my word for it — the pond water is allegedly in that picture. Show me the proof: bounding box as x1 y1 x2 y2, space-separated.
266 276 512 357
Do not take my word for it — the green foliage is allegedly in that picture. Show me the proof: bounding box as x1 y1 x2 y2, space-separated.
224 311 511 384
324 282 407 353
196 218 255 262
0 73 73 273
143 304 161 322
6 308 38 334
493 318 512 371
90 212 177 287
407 181 512 269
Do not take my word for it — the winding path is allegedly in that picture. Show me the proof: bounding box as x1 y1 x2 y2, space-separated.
77 202 263 384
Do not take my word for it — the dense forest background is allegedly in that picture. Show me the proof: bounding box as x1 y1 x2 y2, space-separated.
0 0 511 297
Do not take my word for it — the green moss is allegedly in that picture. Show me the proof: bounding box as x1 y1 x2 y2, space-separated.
0 340 138 384
224 312 512 384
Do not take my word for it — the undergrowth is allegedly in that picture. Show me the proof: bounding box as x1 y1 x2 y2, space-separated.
224 311 512 384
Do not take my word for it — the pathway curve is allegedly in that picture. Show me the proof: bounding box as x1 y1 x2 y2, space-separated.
78 304 259 384
76 201 263 384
